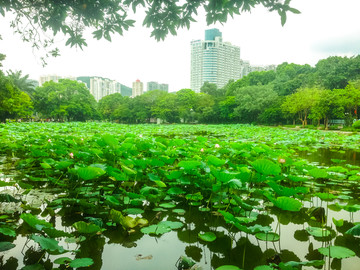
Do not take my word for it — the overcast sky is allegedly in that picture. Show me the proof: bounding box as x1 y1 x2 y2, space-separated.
1 0 360 92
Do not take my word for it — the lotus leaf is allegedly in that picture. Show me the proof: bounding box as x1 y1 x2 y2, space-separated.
255 232 280 242
123 208 144 215
21 264 45 270
157 202 175 208
318 246 355 259
251 159 281 176
73 221 102 234
177 160 202 171
0 241 16 251
274 197 302 212
78 166 106 180
216 265 242 270
254 266 274 270
54 257 72 264
69 258 94 268
0 227 16 237
207 155 226 167
306 227 331 238
345 224 360 236
308 168 328 179
30 235 65 253
20 213 53 230
198 232 216 242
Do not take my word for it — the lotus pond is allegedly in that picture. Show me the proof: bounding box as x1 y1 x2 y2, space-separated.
0 123 360 270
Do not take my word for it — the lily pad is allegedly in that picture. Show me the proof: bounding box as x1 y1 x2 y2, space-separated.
198 232 216 242
255 232 280 242
216 265 242 270
69 258 94 268
318 246 355 259
306 227 331 238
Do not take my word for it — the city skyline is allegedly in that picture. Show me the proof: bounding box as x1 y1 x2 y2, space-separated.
1 0 360 92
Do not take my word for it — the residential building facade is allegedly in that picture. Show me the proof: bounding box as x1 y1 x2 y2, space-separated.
77 76 132 102
147 81 169 92
191 29 241 92
132 79 143 97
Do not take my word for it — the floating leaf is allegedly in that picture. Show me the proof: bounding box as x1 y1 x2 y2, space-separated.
172 209 186 214
54 257 72 265
198 232 216 242
306 227 331 238
318 246 355 259
308 168 328 179
216 265 242 270
255 232 280 242
254 266 274 270
123 208 144 215
69 258 94 268
141 224 171 235
159 203 176 209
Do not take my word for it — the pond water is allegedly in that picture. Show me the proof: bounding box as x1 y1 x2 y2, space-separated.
1 148 360 270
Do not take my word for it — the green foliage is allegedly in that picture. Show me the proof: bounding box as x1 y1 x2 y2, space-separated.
69 258 94 268
2 0 298 61
352 120 360 129
33 79 98 121
30 235 66 253
318 246 355 259
198 232 217 242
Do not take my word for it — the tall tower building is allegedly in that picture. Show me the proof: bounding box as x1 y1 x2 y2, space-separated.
191 29 241 92
132 79 143 97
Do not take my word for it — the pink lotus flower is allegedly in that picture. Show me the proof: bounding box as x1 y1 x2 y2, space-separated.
48 139 52 143
278 158 286 164
200 148 204 152
69 152 74 158
81 138 84 141
215 144 220 148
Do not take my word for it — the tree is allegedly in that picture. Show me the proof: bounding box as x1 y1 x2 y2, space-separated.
315 56 360 89
98 93 129 121
7 70 36 99
33 79 98 121
309 89 343 129
1 1 299 61
176 89 197 123
194 93 215 123
0 71 33 121
233 85 279 123
152 92 179 123
281 88 321 127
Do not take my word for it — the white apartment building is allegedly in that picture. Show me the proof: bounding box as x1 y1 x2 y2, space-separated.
191 29 241 92
132 80 143 97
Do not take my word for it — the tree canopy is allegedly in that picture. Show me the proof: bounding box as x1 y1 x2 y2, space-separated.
1 0 299 59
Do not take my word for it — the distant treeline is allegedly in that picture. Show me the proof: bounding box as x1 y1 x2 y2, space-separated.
1 55 360 128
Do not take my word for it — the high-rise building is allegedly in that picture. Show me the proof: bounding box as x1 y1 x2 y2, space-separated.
147 81 169 92
39 75 76 86
77 76 132 102
132 79 143 97
190 29 241 92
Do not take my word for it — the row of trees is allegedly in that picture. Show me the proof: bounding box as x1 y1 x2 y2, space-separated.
1 55 360 126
